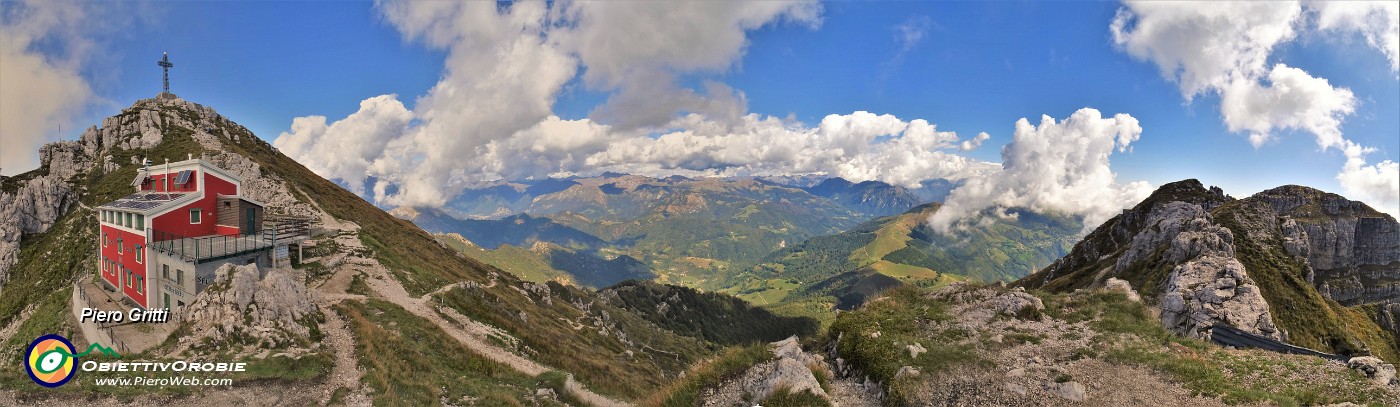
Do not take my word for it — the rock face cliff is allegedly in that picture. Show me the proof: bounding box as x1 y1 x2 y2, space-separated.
0 96 323 293
1249 186 1400 306
0 151 79 291
1019 180 1400 361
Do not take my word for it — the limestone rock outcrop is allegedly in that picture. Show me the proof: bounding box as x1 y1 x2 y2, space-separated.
0 144 86 291
701 336 829 406
1114 201 1281 340
1348 356 1398 387
180 263 318 349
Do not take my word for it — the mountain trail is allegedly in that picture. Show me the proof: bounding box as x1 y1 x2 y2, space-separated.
330 229 630 407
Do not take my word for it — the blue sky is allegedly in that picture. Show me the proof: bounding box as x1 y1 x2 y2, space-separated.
4 1 1397 219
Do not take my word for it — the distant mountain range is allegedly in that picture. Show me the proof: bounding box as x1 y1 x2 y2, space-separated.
725 202 1082 308
385 174 964 289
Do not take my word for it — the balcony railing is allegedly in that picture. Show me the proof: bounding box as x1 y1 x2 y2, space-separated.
146 215 312 264
149 229 274 263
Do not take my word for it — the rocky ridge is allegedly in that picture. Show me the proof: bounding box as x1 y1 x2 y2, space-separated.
1019 179 1398 357
1250 185 1400 306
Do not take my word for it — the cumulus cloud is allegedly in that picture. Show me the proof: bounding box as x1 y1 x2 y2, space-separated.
560 1 820 131
275 0 998 208
580 112 995 187
1311 0 1400 71
1338 148 1400 218
960 132 990 151
272 95 411 196
1112 0 1399 218
1111 1 1301 99
0 1 94 175
1219 64 1356 148
928 108 1153 234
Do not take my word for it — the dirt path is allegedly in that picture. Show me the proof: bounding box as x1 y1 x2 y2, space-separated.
353 255 629 407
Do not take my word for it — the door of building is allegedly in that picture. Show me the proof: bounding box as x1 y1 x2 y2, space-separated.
244 207 256 235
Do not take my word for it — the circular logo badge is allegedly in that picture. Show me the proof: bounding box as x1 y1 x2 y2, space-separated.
25 334 76 388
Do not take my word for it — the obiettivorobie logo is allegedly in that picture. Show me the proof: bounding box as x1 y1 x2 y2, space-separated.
24 333 248 389
25 334 121 388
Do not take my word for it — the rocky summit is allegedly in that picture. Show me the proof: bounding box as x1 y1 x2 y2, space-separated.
1020 179 1400 362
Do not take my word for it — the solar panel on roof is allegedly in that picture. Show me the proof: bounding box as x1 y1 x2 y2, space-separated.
175 170 190 185
99 192 188 212
130 173 147 187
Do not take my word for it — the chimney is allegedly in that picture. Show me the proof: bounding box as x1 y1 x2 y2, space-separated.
187 153 193 160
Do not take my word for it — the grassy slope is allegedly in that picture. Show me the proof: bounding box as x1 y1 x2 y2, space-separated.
737 204 1076 308
640 343 774 407
214 123 485 295
826 286 985 404
336 299 564 406
1042 290 1392 406
435 282 714 400
1213 200 1400 362
828 285 1391 406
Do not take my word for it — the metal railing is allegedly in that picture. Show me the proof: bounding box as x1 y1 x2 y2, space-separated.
73 282 130 354
148 228 274 263
145 215 310 263
266 215 312 242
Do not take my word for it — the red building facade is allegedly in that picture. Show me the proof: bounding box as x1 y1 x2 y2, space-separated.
97 158 263 309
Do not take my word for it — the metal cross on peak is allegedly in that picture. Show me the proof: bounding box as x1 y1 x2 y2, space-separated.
158 52 173 95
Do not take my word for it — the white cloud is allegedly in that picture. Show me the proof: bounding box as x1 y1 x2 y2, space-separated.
893 15 932 57
1111 1 1301 99
1219 64 1355 148
272 95 412 196
928 108 1153 234
581 112 995 187
560 1 820 131
1311 0 1400 71
274 0 828 207
960 132 990 151
557 1 821 89
1112 0 1398 218
276 1 1000 207
0 1 94 175
1338 147 1400 218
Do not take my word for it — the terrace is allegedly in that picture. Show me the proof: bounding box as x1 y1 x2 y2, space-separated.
148 215 312 263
